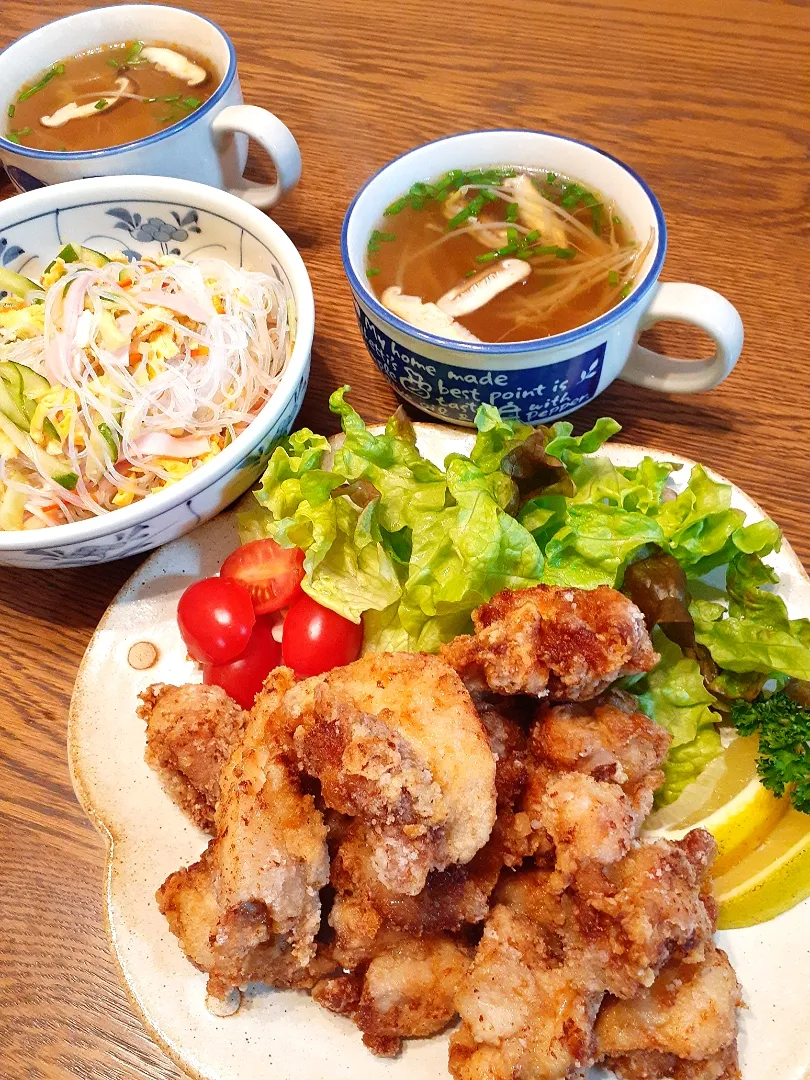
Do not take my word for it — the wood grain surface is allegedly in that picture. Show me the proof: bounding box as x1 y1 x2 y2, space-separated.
0 0 807 1076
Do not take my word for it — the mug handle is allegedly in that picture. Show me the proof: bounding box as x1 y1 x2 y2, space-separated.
620 282 744 393
211 105 302 210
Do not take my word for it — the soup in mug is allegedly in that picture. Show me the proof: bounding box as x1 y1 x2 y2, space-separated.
365 167 652 344
5 40 217 152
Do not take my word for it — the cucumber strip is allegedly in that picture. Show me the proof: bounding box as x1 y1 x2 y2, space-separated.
53 471 79 490
0 265 43 300
0 365 29 429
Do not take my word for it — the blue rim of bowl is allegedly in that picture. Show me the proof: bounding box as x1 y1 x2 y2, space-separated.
0 6 236 160
340 129 668 355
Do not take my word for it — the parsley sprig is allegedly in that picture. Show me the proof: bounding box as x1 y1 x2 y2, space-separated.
731 685 810 813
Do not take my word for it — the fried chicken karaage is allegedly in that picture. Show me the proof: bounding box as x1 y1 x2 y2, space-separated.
139 682 246 831
441 585 658 700
144 582 741 1076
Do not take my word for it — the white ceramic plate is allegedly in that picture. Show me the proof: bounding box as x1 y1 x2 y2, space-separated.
68 424 810 1080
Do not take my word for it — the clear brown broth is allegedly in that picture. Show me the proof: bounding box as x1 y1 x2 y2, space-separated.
367 168 645 343
6 41 217 152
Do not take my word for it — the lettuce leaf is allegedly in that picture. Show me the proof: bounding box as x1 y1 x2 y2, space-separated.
634 632 723 804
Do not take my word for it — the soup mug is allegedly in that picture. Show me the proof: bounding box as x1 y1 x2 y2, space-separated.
0 5 301 209
342 130 744 427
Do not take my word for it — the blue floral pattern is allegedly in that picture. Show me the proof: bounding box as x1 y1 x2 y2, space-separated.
0 236 26 299
106 207 202 256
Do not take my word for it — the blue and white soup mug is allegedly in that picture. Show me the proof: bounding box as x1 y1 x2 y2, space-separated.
0 4 301 209
341 130 744 426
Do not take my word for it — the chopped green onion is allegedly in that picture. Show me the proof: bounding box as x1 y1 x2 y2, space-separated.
519 245 558 259
126 40 145 64
107 58 121 69
475 251 500 264
10 127 33 137
480 187 499 202
5 133 19 144
366 266 381 278
506 226 519 248
447 192 486 229
591 203 603 236
620 282 633 298
505 201 518 223
524 230 541 244
464 268 478 278
613 215 621 225
17 64 63 102
561 192 581 209
555 248 576 259
546 172 556 182
182 96 201 110
94 99 108 110
384 196 410 216
608 271 619 286
7 104 14 119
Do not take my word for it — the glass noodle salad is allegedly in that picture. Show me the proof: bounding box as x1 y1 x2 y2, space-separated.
0 245 295 530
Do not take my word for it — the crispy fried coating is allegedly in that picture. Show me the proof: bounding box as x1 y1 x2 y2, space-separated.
315 936 472 1057
441 585 658 701
139 682 247 831
294 653 497 895
156 668 330 1002
451 871 604 1080
603 1045 740 1080
518 696 672 885
595 943 742 1069
570 831 719 999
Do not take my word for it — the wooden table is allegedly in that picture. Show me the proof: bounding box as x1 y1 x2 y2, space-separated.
0 0 807 1075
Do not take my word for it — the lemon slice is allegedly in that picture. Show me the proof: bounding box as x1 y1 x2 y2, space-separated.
715 806 810 929
644 735 788 875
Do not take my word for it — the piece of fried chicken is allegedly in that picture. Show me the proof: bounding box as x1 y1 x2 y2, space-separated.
293 652 497 895
441 585 658 700
139 682 247 831
325 697 529 968
313 934 473 1057
596 943 742 1080
157 668 330 1006
519 696 672 885
450 868 604 1080
570 830 719 1000
449 827 721 1080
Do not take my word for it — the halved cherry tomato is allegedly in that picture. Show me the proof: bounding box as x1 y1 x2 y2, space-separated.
177 576 255 664
281 593 364 678
203 617 282 710
221 539 305 615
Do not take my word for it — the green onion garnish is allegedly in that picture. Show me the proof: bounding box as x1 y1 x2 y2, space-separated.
608 270 619 286
17 64 64 102
5 133 19 144
546 172 556 182
505 201 518 223
182 96 201 110
7 104 14 119
591 204 603 236
464 268 478 277
525 230 540 244
475 251 500 264
555 248 576 259
384 196 410 216
95 99 108 110
107 58 121 69
506 226 519 248
613 215 621 225
126 40 145 64
11 127 33 137
447 192 486 229
366 267 381 278
620 282 633 298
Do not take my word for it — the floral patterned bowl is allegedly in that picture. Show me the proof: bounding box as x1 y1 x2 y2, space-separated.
0 174 313 568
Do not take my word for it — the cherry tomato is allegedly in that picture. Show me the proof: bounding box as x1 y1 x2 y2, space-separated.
221 539 306 615
282 594 364 678
203 617 282 710
177 576 255 664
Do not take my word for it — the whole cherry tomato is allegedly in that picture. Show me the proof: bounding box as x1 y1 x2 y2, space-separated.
177 576 255 664
281 593 364 678
203 617 282 710
221 539 305 615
